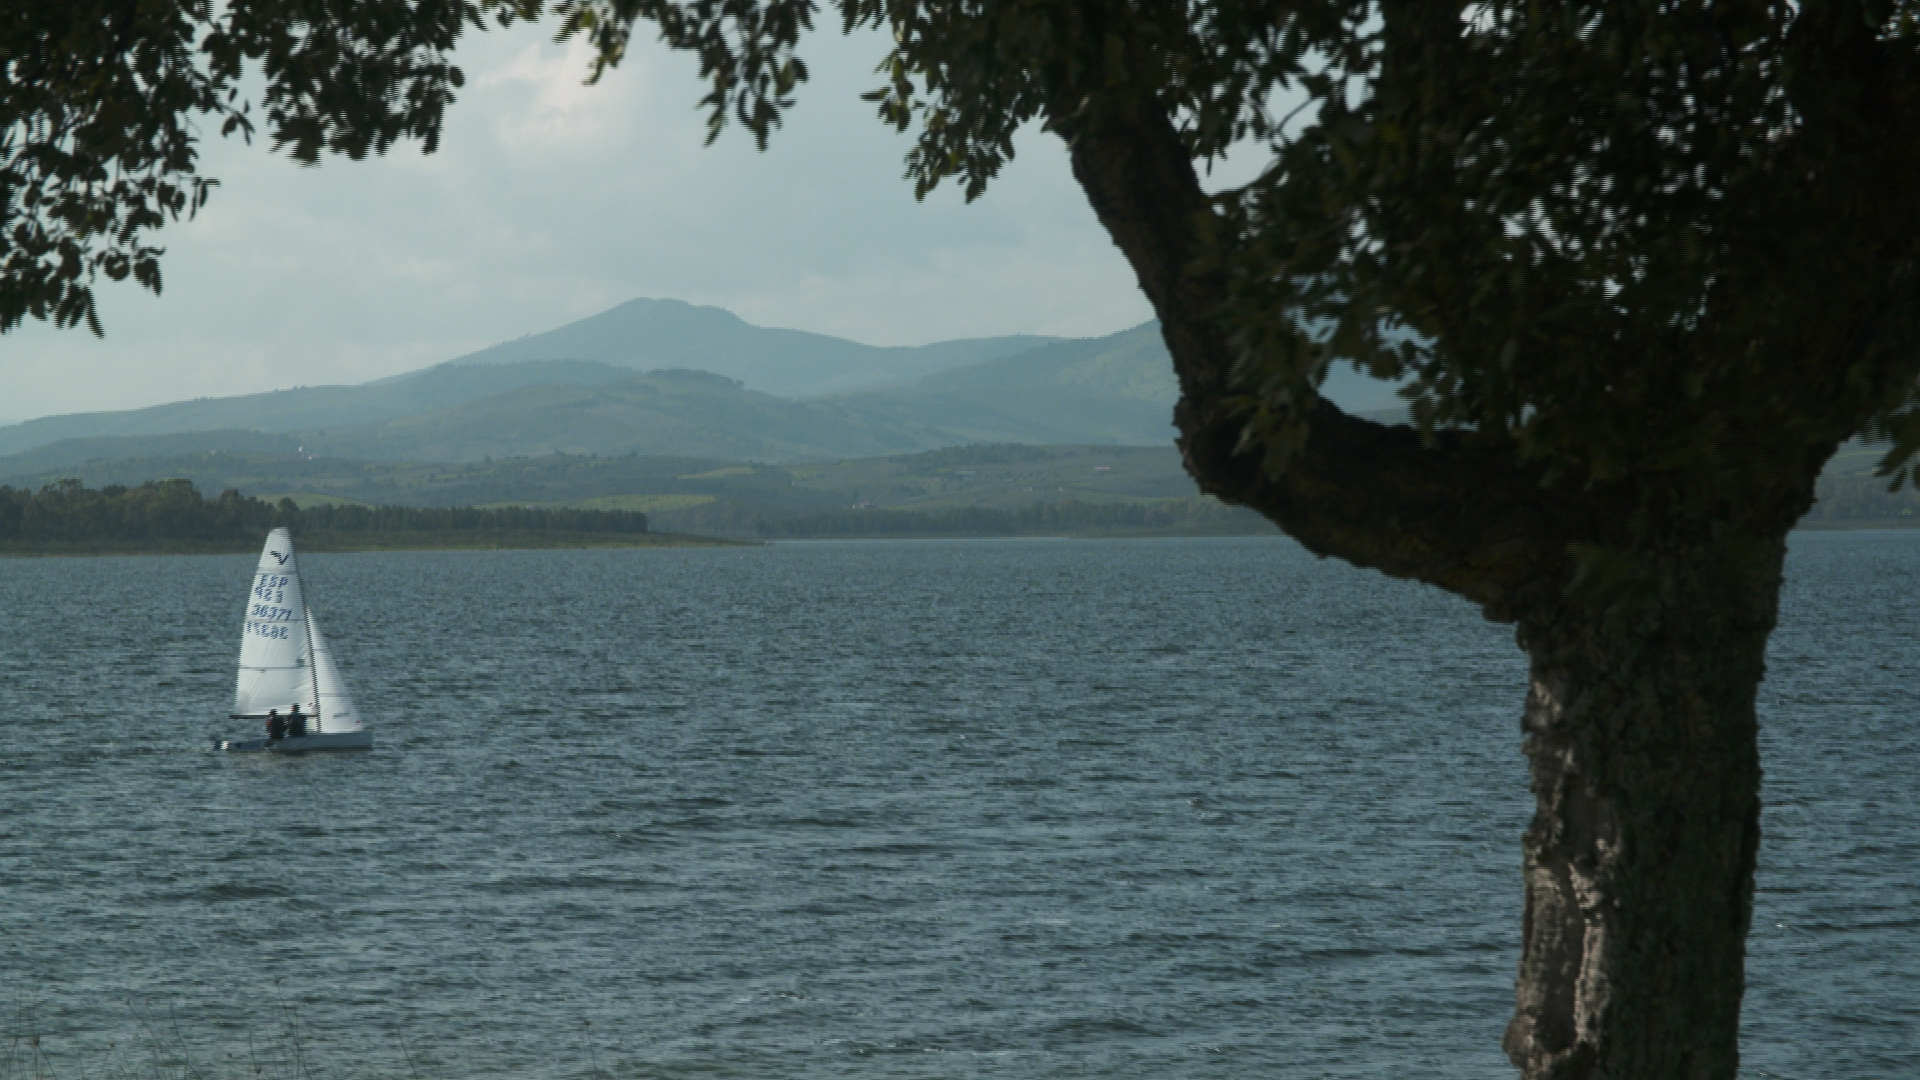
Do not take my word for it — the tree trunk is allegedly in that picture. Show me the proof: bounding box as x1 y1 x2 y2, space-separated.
1500 542 1781 1080
1053 88 1826 1080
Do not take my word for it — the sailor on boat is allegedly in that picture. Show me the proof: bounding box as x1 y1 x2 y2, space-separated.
216 528 374 752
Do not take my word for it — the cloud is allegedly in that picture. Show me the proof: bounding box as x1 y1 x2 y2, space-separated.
482 38 628 154
0 22 1157 422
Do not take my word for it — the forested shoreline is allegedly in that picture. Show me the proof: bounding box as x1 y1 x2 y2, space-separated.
0 479 655 550
649 497 1277 538
760 499 1275 538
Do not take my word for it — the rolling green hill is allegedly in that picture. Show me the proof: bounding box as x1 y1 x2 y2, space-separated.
0 360 637 458
1796 441 1920 526
0 429 302 473
10 438 1911 540
0 301 1059 459
2 342 1188 467
823 321 1410 445
0 444 1216 522
1 298 1422 468
821 323 1180 445
293 369 937 462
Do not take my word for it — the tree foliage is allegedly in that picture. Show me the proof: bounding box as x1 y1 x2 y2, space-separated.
12 1 1916 496
557 0 1920 496
0 0 526 333
0 477 273 540
0 477 647 542
490 5 1920 1076
9 4 1920 1075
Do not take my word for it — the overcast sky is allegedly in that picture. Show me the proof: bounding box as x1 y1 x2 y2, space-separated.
4 22 1182 422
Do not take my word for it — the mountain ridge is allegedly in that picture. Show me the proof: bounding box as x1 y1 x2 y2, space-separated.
0 360 639 458
447 297 1061 397
0 299 1410 467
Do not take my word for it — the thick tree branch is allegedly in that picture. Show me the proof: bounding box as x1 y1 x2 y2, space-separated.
1056 97 1575 620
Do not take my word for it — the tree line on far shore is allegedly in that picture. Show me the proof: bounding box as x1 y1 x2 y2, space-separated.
0 479 648 542
649 497 1273 538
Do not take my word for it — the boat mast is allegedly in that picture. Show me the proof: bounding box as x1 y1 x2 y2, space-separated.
305 604 323 732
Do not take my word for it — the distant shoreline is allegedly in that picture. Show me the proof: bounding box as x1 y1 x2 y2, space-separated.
4 520 1903 556
749 525 1280 541
1790 518 1920 532
0 530 747 557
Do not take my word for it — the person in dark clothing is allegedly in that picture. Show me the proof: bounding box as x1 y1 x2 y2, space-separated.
288 704 308 738
267 709 286 740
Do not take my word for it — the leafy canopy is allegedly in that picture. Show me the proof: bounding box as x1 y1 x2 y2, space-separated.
563 0 1920 495
8 1 1920 491
1 0 523 334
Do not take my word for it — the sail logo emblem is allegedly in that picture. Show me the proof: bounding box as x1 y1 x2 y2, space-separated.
269 550 291 565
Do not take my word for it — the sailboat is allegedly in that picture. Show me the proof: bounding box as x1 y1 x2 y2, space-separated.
216 528 373 751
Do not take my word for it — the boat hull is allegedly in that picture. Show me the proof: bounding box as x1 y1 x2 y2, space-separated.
217 731 373 752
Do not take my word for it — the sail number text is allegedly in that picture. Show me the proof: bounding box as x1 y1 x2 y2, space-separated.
245 620 293 640
253 574 291 604
250 604 297 621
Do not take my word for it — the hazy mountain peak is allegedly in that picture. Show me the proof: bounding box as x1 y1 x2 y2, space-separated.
448 297 1059 398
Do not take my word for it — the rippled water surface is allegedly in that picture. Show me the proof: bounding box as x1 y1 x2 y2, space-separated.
1 536 1913 1078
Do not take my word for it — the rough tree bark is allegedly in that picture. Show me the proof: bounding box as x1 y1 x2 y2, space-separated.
1055 93 1834 1080
1500 556 1775 1080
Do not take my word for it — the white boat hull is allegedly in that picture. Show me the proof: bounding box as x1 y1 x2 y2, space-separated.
217 731 373 752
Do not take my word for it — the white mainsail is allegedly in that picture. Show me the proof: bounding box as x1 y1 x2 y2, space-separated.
307 611 364 732
231 528 317 719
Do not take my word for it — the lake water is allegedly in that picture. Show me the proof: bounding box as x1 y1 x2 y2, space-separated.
0 536 1913 1079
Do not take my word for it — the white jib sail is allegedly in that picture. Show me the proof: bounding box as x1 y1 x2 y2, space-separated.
232 528 317 719
307 611 365 732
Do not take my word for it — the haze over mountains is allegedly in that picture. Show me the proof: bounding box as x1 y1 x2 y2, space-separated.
0 298 1408 472
449 298 1060 397
5 299 1909 529
0 361 638 459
